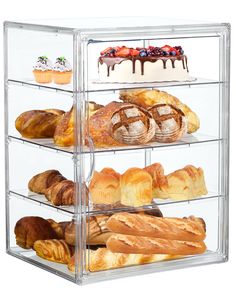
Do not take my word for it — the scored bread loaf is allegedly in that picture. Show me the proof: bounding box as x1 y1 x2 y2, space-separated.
106 234 206 255
68 248 179 272
106 213 206 242
34 239 74 264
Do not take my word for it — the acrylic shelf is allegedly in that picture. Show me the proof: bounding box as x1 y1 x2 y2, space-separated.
7 77 222 95
8 133 222 156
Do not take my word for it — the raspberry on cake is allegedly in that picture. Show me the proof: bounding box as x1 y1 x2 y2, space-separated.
98 45 193 83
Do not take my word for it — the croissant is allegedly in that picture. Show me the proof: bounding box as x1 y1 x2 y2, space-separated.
28 169 66 194
44 180 88 206
15 109 65 139
154 165 208 200
68 248 179 272
34 239 74 264
119 89 200 133
47 219 70 239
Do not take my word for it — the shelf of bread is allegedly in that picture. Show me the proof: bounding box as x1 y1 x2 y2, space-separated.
8 77 222 94
9 189 223 216
8 134 221 156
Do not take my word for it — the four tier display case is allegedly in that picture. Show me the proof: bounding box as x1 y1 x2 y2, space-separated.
4 17 230 285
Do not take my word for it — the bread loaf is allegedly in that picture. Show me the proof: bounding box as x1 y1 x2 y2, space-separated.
107 234 206 255
107 213 206 242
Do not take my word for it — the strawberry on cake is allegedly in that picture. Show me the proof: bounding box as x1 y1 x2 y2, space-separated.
98 45 193 83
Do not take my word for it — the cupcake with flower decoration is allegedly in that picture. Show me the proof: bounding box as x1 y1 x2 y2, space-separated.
53 57 72 84
33 56 53 83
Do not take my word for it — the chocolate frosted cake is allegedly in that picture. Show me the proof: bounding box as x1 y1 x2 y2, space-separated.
98 45 192 83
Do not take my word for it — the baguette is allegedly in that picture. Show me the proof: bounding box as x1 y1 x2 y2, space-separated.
107 234 206 255
107 213 206 242
68 248 179 272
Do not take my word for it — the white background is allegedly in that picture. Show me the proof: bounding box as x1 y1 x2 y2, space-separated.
0 0 235 294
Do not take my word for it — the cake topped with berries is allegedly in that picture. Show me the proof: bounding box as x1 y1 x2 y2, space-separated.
98 45 192 83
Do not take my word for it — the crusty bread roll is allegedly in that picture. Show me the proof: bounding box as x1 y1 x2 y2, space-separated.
107 213 206 242
121 168 153 207
119 89 200 134
34 239 74 264
156 165 208 200
89 168 121 205
148 104 187 143
15 109 65 139
107 234 206 255
109 104 155 145
68 248 179 272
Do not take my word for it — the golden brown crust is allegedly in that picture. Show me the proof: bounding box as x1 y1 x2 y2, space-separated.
68 248 180 272
28 169 66 194
121 168 153 207
119 89 200 134
106 213 206 242
156 165 208 200
89 168 121 205
54 107 74 147
14 216 58 249
34 239 74 264
46 219 70 239
107 234 206 255
44 180 88 206
15 109 64 139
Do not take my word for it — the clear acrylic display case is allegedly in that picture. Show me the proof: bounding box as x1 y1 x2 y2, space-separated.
4 17 230 285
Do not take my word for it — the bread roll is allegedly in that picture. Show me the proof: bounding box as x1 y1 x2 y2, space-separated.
121 168 153 207
89 168 121 205
107 234 206 255
107 213 206 242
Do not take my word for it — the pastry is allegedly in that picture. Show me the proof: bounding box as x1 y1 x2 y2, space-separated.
47 219 70 239
44 180 88 206
143 163 167 198
53 57 72 84
15 109 64 139
119 89 200 133
121 168 153 207
109 104 156 145
148 104 187 142
28 169 66 194
98 45 192 83
156 165 208 200
106 213 206 242
54 107 74 147
106 234 206 255
88 168 121 205
65 215 111 246
14 216 58 249
34 239 74 264
68 248 179 272
33 56 53 83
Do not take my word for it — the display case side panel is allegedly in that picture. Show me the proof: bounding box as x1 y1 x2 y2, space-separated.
218 23 230 260
4 22 10 253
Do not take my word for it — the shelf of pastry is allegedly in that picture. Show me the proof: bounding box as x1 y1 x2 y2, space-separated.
9 189 223 217
7 77 222 95
8 133 222 156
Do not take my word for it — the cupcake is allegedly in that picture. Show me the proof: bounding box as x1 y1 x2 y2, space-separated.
33 56 53 83
53 57 72 85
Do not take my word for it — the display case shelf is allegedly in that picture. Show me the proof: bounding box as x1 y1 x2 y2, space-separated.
8 77 222 95
8 134 222 156
9 189 223 216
